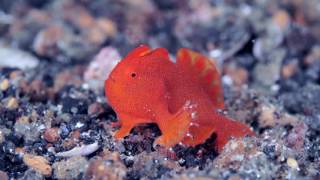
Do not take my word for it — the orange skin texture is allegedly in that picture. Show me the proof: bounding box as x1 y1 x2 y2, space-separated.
105 45 254 152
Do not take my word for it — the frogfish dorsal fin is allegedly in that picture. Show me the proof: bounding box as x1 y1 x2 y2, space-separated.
176 48 224 109
150 48 169 59
124 44 151 60
124 45 170 61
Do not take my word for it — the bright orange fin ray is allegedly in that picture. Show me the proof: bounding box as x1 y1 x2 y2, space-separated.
150 48 169 59
124 44 151 60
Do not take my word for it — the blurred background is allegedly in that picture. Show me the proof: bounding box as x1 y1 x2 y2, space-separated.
0 0 320 179
0 0 320 95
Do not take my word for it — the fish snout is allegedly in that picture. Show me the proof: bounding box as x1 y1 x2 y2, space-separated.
105 75 115 92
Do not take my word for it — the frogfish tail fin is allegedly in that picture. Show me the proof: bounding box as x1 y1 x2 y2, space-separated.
214 114 254 152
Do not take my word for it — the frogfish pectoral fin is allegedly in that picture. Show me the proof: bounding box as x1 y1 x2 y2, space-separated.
181 125 216 147
113 114 152 139
154 102 194 148
114 124 135 139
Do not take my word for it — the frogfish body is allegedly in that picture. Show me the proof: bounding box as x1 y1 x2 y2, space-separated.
105 45 254 152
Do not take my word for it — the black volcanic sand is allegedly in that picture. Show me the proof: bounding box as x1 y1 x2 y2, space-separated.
0 0 319 179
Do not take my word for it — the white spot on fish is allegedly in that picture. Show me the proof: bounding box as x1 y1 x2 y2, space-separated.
191 112 197 119
190 122 199 127
186 133 193 139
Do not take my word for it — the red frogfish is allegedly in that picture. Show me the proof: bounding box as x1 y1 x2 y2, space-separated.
105 45 254 152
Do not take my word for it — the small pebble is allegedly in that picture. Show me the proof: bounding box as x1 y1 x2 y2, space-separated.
0 131 4 143
96 18 117 37
281 60 298 79
0 171 8 180
286 157 299 169
228 175 241 180
44 128 60 143
6 97 19 109
88 102 104 115
84 46 121 91
85 156 127 180
33 25 64 57
19 169 43 180
23 154 52 176
53 156 88 179
224 65 248 87
272 10 290 31
0 47 39 69
0 79 9 91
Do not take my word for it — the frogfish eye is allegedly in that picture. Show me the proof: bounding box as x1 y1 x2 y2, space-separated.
131 72 136 78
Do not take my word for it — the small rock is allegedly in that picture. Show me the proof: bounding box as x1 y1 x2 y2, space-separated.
18 169 43 180
228 175 242 180
20 79 48 102
258 105 277 128
88 102 104 116
6 97 19 109
0 127 11 144
14 116 42 143
253 19 284 62
63 4 95 30
304 46 320 65
44 128 60 143
214 138 259 169
0 47 39 70
86 27 107 45
61 129 80 149
23 154 52 176
124 0 155 44
9 70 23 81
58 34 96 61
253 48 286 93
238 152 277 179
286 122 307 151
281 60 298 79
33 25 64 57
0 79 9 91
2 140 15 155
280 83 320 118
286 25 314 56
0 130 4 143
127 151 177 179
54 66 84 92
53 156 88 179
224 64 248 88
272 10 291 31
84 47 121 91
85 150 127 180
96 18 117 38
258 104 298 128
287 157 299 169
15 147 24 155
0 171 8 180
86 19 117 45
